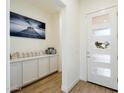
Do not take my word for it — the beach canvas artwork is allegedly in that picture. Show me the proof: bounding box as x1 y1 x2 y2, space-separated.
10 12 46 39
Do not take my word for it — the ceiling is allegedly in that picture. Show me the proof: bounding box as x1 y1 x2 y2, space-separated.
24 0 65 14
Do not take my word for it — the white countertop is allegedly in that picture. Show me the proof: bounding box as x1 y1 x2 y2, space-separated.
10 54 58 63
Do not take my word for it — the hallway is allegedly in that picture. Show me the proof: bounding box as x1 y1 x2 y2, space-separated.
12 72 117 93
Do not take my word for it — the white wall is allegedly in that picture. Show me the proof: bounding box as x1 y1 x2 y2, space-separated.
10 0 59 53
60 0 80 92
79 0 118 81
52 14 62 72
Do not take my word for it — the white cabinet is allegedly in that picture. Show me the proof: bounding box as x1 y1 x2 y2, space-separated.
10 62 22 91
38 57 49 78
23 59 38 85
49 56 58 73
10 55 58 91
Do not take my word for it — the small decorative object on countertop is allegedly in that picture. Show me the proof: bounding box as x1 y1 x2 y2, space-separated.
10 49 57 60
10 54 12 60
45 47 57 54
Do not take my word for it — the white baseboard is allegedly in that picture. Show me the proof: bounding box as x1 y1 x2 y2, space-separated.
62 78 79 93
61 86 68 93
67 78 79 92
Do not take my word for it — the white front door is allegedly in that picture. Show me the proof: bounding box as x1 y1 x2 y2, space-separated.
87 7 118 90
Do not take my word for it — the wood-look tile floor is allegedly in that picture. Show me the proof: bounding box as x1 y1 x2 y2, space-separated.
13 72 117 93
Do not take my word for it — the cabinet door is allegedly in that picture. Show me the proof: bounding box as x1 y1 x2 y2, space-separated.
10 62 22 91
50 56 58 73
38 57 49 78
23 59 38 85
